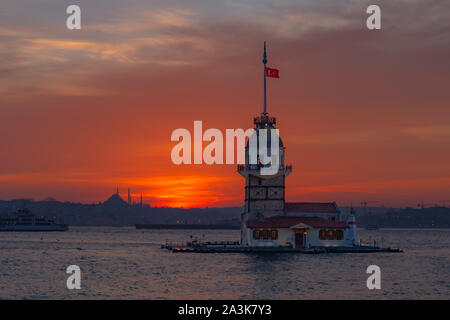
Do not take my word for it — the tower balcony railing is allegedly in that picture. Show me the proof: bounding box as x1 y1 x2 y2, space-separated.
254 115 276 126
237 164 292 173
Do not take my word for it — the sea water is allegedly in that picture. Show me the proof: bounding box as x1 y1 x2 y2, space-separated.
0 227 449 299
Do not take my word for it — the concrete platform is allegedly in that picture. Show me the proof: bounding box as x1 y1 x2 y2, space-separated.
162 242 403 254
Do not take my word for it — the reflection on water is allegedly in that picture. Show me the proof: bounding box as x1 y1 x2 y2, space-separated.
0 227 449 299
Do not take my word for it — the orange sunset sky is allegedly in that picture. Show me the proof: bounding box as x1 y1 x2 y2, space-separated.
1 0 450 208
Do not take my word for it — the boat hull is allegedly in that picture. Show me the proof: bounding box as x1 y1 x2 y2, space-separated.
0 224 68 232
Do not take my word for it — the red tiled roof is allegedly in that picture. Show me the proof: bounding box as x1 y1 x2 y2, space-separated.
247 216 348 229
285 202 339 213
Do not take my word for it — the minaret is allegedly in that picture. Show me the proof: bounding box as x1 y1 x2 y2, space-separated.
140 193 143 208
127 188 131 206
238 42 292 246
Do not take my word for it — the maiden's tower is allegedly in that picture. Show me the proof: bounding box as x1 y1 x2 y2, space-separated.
238 43 357 249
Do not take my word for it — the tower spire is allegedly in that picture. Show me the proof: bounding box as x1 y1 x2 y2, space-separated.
263 41 268 115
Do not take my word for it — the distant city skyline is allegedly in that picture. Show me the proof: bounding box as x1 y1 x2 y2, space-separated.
1 0 450 208
2 186 449 210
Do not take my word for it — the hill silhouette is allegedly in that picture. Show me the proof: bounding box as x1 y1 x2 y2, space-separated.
0 194 241 227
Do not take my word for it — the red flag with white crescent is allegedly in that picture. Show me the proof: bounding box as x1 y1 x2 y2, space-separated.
266 67 279 78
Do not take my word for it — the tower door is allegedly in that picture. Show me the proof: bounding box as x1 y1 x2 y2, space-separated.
295 233 304 248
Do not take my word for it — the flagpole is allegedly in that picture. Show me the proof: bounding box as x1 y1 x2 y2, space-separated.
263 41 267 115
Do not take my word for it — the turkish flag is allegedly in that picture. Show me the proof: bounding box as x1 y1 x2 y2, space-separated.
266 67 279 78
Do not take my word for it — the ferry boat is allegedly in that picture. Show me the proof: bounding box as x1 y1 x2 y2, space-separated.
0 209 68 232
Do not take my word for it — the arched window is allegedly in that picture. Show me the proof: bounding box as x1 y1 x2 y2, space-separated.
319 229 326 240
319 229 344 241
327 230 334 240
253 229 279 241
270 229 278 240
